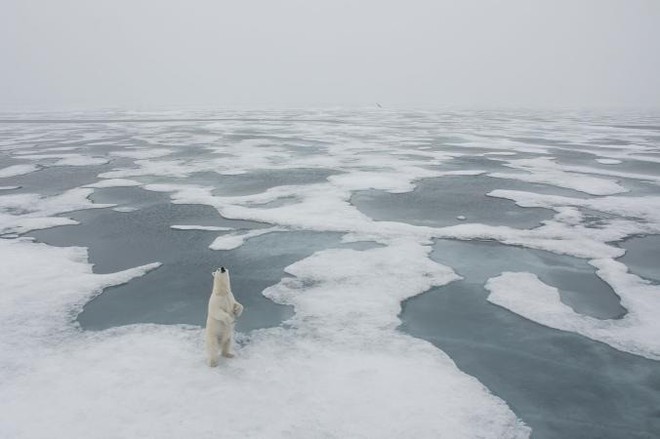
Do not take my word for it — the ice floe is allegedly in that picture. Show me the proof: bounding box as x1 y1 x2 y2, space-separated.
171 225 234 232
84 178 142 188
209 227 283 250
17 153 110 167
488 157 627 195
596 158 623 165
109 148 173 159
0 164 40 178
486 264 660 360
0 188 113 234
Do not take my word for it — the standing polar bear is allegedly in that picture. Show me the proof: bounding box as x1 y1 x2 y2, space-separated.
206 267 243 367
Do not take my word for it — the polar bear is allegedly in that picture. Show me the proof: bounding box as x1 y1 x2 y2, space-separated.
205 266 243 367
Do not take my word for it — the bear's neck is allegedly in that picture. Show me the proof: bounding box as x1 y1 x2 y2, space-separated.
213 283 231 296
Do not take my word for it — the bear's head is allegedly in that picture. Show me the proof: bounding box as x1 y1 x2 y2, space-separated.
212 266 231 295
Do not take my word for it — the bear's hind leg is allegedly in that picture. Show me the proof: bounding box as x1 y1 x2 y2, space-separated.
221 328 235 358
206 331 220 367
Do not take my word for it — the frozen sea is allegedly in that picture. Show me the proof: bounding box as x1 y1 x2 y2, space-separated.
1 109 659 438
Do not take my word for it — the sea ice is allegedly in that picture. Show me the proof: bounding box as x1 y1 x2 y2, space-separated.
171 225 234 232
0 188 114 234
596 158 623 165
486 266 660 360
0 164 40 178
488 157 627 195
85 178 142 188
0 237 530 439
209 227 283 250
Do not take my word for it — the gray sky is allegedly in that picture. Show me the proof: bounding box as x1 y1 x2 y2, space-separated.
2 0 659 110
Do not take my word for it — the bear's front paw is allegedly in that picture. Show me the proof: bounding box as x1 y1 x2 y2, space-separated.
222 352 235 358
207 357 218 367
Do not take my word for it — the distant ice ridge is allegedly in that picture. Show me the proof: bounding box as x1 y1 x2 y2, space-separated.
0 237 530 439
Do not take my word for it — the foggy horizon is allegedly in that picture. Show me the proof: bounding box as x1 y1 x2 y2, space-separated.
2 0 660 111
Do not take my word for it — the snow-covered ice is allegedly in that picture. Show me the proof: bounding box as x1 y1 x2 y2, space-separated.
1 109 659 439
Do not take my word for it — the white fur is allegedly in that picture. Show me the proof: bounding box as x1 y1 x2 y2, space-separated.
205 268 243 367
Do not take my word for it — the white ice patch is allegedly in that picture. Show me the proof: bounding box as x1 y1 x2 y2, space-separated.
486 267 660 360
0 188 113 234
596 158 622 165
209 227 283 250
554 162 660 184
54 156 109 167
0 164 40 178
85 178 142 188
112 206 139 213
490 190 660 231
100 159 195 179
171 225 234 232
109 148 173 159
489 157 627 195
16 153 109 167
0 186 20 191
433 222 624 259
327 167 453 194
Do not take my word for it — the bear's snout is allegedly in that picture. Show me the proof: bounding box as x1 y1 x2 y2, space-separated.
220 267 226 273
